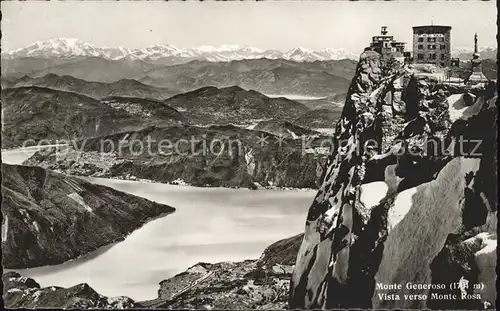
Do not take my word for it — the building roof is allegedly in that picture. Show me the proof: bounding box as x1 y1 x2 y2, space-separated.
412 25 452 30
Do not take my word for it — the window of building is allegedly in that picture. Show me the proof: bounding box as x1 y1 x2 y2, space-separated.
440 38 445 42
440 62 445 67
433 45 437 49
430 54 436 60
417 54 424 60
440 45 446 50
441 54 445 60
418 44 424 49
418 37 424 42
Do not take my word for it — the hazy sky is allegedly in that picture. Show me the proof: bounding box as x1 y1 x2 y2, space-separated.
2 1 497 54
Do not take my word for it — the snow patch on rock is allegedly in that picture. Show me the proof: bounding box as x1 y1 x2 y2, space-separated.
245 149 256 176
67 192 93 212
359 182 388 211
2 215 8 242
32 221 40 233
372 157 481 309
447 94 484 122
387 186 418 230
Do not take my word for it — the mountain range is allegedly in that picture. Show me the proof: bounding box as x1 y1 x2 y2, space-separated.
4 73 175 100
452 46 497 60
2 58 357 98
2 38 358 63
4 39 496 65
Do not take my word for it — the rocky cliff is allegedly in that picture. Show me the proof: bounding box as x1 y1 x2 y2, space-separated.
289 51 497 309
1 163 175 269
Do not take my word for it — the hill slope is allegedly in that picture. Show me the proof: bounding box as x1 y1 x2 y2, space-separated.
163 86 309 125
1 87 184 148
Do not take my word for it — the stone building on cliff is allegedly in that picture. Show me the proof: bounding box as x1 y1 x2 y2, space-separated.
366 26 406 55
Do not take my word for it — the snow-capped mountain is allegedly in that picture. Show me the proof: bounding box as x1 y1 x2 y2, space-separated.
2 38 358 62
283 47 356 62
451 46 497 60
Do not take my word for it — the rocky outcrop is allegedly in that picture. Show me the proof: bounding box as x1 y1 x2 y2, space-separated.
140 261 291 310
258 233 304 267
289 51 497 309
1 163 175 269
24 124 329 189
2 271 139 309
139 235 305 310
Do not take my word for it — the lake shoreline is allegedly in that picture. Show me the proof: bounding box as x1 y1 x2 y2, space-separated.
2 145 314 300
6 174 314 301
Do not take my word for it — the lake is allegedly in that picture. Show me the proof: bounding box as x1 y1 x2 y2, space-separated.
2 147 315 301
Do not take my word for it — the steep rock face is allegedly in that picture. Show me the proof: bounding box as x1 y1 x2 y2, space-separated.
2 271 139 309
1 163 175 268
258 233 304 267
24 125 329 189
289 51 497 309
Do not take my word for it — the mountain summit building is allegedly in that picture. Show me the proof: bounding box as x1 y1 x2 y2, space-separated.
367 26 406 55
412 25 452 67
